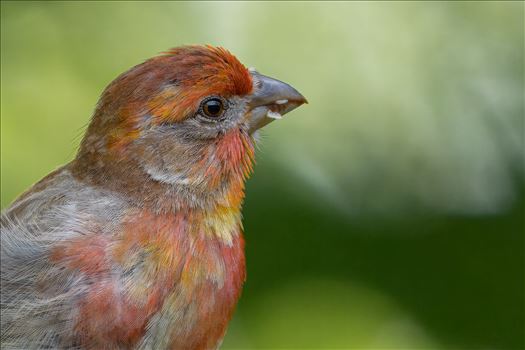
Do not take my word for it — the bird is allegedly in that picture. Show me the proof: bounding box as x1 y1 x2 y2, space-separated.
0 45 306 349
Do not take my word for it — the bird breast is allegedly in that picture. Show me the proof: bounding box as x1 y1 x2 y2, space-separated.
52 208 246 349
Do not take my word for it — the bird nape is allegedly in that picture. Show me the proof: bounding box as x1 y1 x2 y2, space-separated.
0 45 306 349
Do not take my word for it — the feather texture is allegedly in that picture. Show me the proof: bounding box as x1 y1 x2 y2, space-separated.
1 46 254 350
1 44 305 349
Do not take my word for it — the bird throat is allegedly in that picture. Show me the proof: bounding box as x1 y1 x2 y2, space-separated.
72 128 255 236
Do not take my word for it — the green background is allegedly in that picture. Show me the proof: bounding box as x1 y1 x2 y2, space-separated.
1 1 523 349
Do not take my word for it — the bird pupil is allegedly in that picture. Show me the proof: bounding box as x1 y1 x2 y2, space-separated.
208 103 220 114
205 99 223 117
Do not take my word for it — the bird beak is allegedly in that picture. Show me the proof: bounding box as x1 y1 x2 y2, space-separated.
246 70 307 133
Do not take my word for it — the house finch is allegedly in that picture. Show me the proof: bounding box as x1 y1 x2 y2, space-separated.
1 45 306 349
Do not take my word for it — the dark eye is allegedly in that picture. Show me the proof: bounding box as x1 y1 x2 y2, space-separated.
202 98 225 118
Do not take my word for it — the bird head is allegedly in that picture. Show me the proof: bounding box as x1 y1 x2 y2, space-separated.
74 45 306 210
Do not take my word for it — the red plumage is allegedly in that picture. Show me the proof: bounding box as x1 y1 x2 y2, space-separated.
1 45 305 349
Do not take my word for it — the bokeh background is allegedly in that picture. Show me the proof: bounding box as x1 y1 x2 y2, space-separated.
1 1 523 349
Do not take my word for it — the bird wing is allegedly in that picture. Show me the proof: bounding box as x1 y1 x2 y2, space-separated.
1 166 128 348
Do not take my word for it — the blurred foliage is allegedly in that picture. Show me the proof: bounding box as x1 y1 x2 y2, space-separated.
1 2 523 349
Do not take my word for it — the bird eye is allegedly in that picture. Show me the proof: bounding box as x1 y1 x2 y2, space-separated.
202 98 225 118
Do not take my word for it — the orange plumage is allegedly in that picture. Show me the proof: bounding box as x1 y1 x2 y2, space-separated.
1 45 305 349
